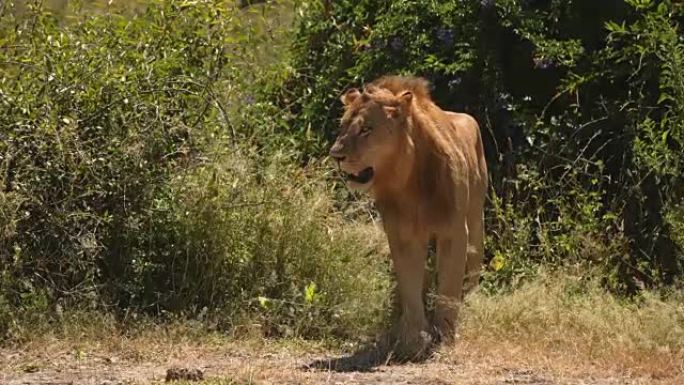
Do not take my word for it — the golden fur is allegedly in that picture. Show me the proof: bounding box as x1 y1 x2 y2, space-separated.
330 75 488 359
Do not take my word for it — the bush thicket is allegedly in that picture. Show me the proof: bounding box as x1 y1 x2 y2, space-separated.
0 0 390 341
276 0 684 292
1 0 683 342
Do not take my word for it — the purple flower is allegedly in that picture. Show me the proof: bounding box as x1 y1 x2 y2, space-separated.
448 78 462 89
495 92 512 110
481 0 495 8
389 37 403 51
370 38 386 50
244 94 255 105
496 92 510 103
436 27 455 46
533 57 553 70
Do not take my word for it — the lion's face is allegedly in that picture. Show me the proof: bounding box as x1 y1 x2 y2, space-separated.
329 87 412 192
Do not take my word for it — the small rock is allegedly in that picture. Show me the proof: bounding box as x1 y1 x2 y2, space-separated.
22 364 40 373
106 356 119 364
165 367 204 382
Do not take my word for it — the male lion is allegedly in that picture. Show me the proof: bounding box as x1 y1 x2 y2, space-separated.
330 76 487 359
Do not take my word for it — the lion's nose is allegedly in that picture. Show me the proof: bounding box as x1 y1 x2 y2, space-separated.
329 143 346 162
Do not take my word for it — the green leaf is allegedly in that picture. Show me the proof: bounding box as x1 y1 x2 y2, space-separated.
605 21 626 33
491 253 505 272
304 282 317 304
657 2 669 15
257 296 271 308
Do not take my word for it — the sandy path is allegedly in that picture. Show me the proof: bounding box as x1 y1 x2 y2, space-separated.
1 340 677 385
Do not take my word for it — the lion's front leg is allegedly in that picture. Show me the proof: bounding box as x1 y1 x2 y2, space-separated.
435 215 468 342
386 230 431 360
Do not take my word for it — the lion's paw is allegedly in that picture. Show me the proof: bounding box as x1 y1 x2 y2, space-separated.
388 325 434 362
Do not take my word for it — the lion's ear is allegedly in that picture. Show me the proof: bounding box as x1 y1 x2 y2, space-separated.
399 90 413 106
341 88 361 106
364 84 380 94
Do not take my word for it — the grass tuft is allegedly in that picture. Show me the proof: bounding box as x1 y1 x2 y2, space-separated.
460 271 684 376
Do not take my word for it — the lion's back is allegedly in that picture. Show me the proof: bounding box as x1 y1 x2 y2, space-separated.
443 111 488 190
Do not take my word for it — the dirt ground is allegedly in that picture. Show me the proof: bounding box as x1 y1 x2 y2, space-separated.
1 337 681 385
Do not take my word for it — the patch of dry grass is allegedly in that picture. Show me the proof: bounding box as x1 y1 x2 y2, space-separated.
3 271 683 384
456 271 684 380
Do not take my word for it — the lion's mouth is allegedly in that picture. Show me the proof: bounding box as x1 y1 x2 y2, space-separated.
343 167 374 184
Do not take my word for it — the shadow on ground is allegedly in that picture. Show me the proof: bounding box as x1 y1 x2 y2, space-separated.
302 346 390 372
301 339 435 373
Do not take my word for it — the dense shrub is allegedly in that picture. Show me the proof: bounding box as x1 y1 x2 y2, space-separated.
0 0 234 313
0 1 391 340
144 150 391 338
276 0 684 291
2 0 683 343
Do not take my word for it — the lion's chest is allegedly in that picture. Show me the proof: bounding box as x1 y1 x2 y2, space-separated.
376 193 458 238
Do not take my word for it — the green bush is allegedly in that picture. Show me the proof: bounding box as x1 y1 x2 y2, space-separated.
1 0 235 314
2 0 683 344
276 0 684 291
138 149 391 338
0 1 391 340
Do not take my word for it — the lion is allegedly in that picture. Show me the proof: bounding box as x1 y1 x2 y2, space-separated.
329 75 488 359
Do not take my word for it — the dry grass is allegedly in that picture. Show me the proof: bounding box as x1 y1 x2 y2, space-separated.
2 272 683 384
456 271 684 380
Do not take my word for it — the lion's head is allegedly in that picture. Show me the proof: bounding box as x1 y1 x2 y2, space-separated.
329 84 414 192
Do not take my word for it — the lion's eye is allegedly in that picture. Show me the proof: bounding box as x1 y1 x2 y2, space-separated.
360 125 372 135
